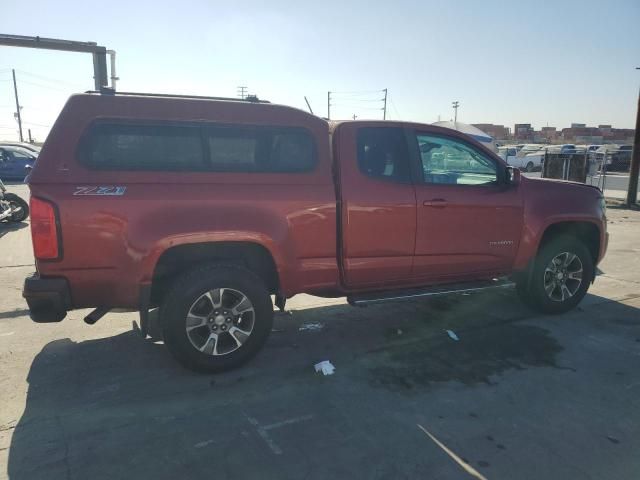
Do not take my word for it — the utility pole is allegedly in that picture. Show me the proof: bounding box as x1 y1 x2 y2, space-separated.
327 91 331 120
383 88 388 120
452 101 460 123
352 114 357 120
28 129 33 143
626 67 640 206
237 86 248 99
12 69 23 142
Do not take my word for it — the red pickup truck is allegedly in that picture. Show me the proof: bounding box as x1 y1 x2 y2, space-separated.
23 92 608 372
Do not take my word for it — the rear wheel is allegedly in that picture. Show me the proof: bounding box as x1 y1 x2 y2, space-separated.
526 161 535 172
4 193 29 222
161 264 274 373
517 236 593 314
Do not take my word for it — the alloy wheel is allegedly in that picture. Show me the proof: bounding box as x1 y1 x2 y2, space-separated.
543 252 583 302
185 288 255 356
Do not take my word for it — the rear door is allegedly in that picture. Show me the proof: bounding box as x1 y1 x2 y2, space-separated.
410 129 523 281
336 124 417 288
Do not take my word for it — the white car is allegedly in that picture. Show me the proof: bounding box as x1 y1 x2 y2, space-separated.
498 144 545 172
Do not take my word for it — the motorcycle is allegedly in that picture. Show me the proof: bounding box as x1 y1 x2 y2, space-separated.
0 178 29 223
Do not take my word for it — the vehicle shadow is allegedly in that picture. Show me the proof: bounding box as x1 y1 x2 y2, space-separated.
6 291 640 479
0 221 28 239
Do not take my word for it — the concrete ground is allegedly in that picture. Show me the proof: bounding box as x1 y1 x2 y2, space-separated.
1 183 639 480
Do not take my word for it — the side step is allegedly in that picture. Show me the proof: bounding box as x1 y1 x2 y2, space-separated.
347 277 515 306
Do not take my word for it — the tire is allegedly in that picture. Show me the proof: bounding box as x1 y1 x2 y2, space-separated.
519 235 593 314
160 264 274 373
526 161 535 172
4 193 29 222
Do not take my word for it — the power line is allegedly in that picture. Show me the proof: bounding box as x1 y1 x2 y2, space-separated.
388 95 401 119
14 78 71 92
14 69 87 89
22 121 51 127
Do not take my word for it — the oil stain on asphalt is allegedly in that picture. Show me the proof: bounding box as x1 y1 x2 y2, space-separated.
366 322 563 391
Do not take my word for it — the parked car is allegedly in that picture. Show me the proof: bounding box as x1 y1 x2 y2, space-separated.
546 144 577 154
498 144 544 172
23 92 608 373
594 144 632 171
0 146 37 180
0 142 41 154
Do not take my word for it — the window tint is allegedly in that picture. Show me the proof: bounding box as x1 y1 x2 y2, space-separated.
12 150 30 159
206 127 315 172
85 124 204 170
83 123 316 173
417 134 497 186
357 127 411 182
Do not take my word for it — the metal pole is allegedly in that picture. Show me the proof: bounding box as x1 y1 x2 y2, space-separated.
626 76 640 206
28 129 32 143
92 51 108 90
304 96 314 114
12 69 23 142
327 91 331 120
107 50 118 90
383 88 388 120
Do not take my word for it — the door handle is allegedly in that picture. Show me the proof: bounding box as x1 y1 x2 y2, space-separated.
423 198 448 208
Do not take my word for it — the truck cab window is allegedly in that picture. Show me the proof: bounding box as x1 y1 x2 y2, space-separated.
357 127 411 183
417 134 497 186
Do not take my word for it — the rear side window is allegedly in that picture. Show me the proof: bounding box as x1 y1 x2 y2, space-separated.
82 122 316 173
206 127 315 172
357 127 411 183
84 124 204 171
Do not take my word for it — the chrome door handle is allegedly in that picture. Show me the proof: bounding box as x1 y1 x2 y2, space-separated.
423 198 448 208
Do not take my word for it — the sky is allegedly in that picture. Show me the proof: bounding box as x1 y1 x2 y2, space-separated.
0 0 639 142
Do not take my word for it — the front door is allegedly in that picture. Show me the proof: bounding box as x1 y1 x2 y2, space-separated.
410 130 523 282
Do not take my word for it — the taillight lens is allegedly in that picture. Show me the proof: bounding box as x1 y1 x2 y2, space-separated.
30 197 59 259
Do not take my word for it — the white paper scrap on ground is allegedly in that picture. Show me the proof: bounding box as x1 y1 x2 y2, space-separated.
299 322 324 332
314 360 335 375
445 330 459 341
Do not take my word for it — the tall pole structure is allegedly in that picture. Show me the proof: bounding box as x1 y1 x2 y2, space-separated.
327 91 331 120
12 69 23 142
452 101 460 123
304 96 314 114
237 86 248 99
0 34 109 90
383 88 388 120
626 68 640 206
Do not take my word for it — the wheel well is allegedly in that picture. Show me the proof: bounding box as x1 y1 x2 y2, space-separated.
539 221 600 264
151 242 279 304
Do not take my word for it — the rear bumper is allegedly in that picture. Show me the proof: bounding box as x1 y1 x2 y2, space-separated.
22 274 71 323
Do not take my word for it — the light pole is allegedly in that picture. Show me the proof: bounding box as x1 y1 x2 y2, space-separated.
626 67 640 206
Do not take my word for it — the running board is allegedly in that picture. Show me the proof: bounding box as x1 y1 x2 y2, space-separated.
347 277 515 306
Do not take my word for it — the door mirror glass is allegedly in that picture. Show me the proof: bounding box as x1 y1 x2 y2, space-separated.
506 166 521 185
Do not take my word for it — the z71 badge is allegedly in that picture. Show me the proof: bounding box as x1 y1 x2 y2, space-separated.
74 186 126 196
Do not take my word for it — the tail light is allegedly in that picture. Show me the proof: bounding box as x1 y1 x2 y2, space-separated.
30 197 60 260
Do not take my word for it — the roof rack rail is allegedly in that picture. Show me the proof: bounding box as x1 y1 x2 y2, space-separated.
84 89 269 103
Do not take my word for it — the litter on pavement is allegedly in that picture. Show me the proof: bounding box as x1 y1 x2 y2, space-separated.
445 330 460 341
299 322 324 332
314 360 335 375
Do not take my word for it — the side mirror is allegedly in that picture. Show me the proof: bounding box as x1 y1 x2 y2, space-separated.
506 166 521 186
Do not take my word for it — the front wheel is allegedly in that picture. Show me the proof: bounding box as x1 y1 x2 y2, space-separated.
517 236 593 314
3 193 29 222
526 161 535 172
161 265 274 373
